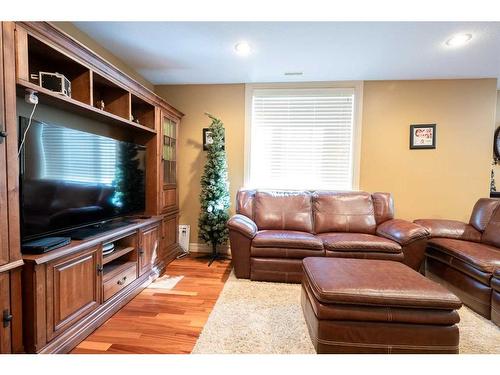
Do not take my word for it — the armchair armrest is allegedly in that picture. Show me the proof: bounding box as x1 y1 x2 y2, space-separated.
376 219 429 245
413 219 481 242
227 214 258 239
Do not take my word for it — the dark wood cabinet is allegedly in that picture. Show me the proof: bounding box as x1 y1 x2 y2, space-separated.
0 22 24 354
0 21 182 353
23 218 162 353
139 225 160 276
160 112 179 214
45 246 101 341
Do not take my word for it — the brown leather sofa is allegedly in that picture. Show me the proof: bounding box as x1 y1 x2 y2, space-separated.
492 269 500 326
415 198 500 319
228 189 429 283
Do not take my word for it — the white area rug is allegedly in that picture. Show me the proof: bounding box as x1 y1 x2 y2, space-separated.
192 271 500 354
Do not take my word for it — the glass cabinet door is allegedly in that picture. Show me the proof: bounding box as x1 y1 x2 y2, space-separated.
162 116 177 186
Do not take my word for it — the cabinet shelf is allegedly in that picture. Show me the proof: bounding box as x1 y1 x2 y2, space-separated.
16 79 157 136
102 246 135 265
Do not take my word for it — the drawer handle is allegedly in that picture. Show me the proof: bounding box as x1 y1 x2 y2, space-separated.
117 276 127 285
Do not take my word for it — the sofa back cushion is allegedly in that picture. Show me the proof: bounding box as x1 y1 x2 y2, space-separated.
480 201 500 248
371 192 394 224
254 191 313 232
469 198 500 232
313 191 377 234
236 189 257 220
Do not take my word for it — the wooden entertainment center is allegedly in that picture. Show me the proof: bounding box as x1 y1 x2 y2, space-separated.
0 22 183 353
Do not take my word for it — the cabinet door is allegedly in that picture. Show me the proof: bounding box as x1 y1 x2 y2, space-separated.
162 215 178 252
0 273 11 353
139 225 159 276
46 246 101 341
160 113 179 213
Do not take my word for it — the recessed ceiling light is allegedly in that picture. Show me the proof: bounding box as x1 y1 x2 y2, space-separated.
284 72 303 76
234 41 251 56
445 33 473 47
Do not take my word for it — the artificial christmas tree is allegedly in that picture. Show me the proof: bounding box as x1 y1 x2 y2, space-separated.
198 113 230 265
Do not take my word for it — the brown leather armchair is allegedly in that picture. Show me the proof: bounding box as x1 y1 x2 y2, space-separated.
228 189 429 283
415 198 500 319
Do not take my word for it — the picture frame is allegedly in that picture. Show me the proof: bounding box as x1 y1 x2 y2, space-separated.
203 128 225 151
410 124 436 149
202 128 213 151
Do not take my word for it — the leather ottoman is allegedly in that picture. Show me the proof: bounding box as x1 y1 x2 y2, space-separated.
492 269 500 326
301 258 462 353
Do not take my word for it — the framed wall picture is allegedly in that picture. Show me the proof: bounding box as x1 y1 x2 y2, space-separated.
410 124 436 149
202 128 225 151
203 128 213 151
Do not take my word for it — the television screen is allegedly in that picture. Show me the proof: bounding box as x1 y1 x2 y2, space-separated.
19 117 146 241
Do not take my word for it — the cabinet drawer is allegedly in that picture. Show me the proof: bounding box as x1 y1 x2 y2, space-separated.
103 262 137 301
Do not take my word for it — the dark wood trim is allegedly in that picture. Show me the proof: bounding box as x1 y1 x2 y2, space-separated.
0 259 23 273
4 22 22 264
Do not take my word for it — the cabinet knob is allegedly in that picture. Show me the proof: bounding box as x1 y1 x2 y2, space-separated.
97 265 103 274
3 310 13 328
139 248 144 256
117 276 127 285
0 130 6 144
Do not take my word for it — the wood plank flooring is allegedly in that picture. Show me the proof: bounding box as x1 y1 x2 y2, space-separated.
71 256 232 354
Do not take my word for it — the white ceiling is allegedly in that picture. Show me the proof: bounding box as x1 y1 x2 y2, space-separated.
72 22 500 87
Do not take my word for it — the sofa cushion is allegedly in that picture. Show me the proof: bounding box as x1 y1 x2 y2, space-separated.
427 238 500 273
252 230 323 250
318 233 401 253
312 191 376 234
481 202 500 248
469 198 500 232
254 191 313 232
371 192 394 225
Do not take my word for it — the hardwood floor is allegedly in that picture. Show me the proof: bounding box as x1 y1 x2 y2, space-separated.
71 255 232 354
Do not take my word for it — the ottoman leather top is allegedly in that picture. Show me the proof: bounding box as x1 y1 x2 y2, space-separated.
303 258 462 309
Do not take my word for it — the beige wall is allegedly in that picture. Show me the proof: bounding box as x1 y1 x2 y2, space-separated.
52 22 154 91
157 79 497 243
155 84 246 242
360 79 497 222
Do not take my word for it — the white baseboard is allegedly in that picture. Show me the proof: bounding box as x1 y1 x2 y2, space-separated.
188 242 231 255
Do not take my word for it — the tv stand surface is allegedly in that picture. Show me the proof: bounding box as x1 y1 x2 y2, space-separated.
67 219 134 240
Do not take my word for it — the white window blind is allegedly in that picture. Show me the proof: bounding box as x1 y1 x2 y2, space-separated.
249 88 356 190
40 123 117 185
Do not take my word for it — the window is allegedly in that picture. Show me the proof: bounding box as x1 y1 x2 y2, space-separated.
246 86 359 190
40 123 117 185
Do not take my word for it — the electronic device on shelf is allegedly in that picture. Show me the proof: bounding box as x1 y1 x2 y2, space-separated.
21 236 71 254
38 71 71 97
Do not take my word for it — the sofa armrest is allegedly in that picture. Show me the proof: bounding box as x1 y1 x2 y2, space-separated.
413 219 481 242
227 214 258 239
376 219 429 245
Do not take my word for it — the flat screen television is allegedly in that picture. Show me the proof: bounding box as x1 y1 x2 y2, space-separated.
19 116 146 241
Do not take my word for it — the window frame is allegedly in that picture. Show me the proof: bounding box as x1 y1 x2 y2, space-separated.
244 81 364 190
